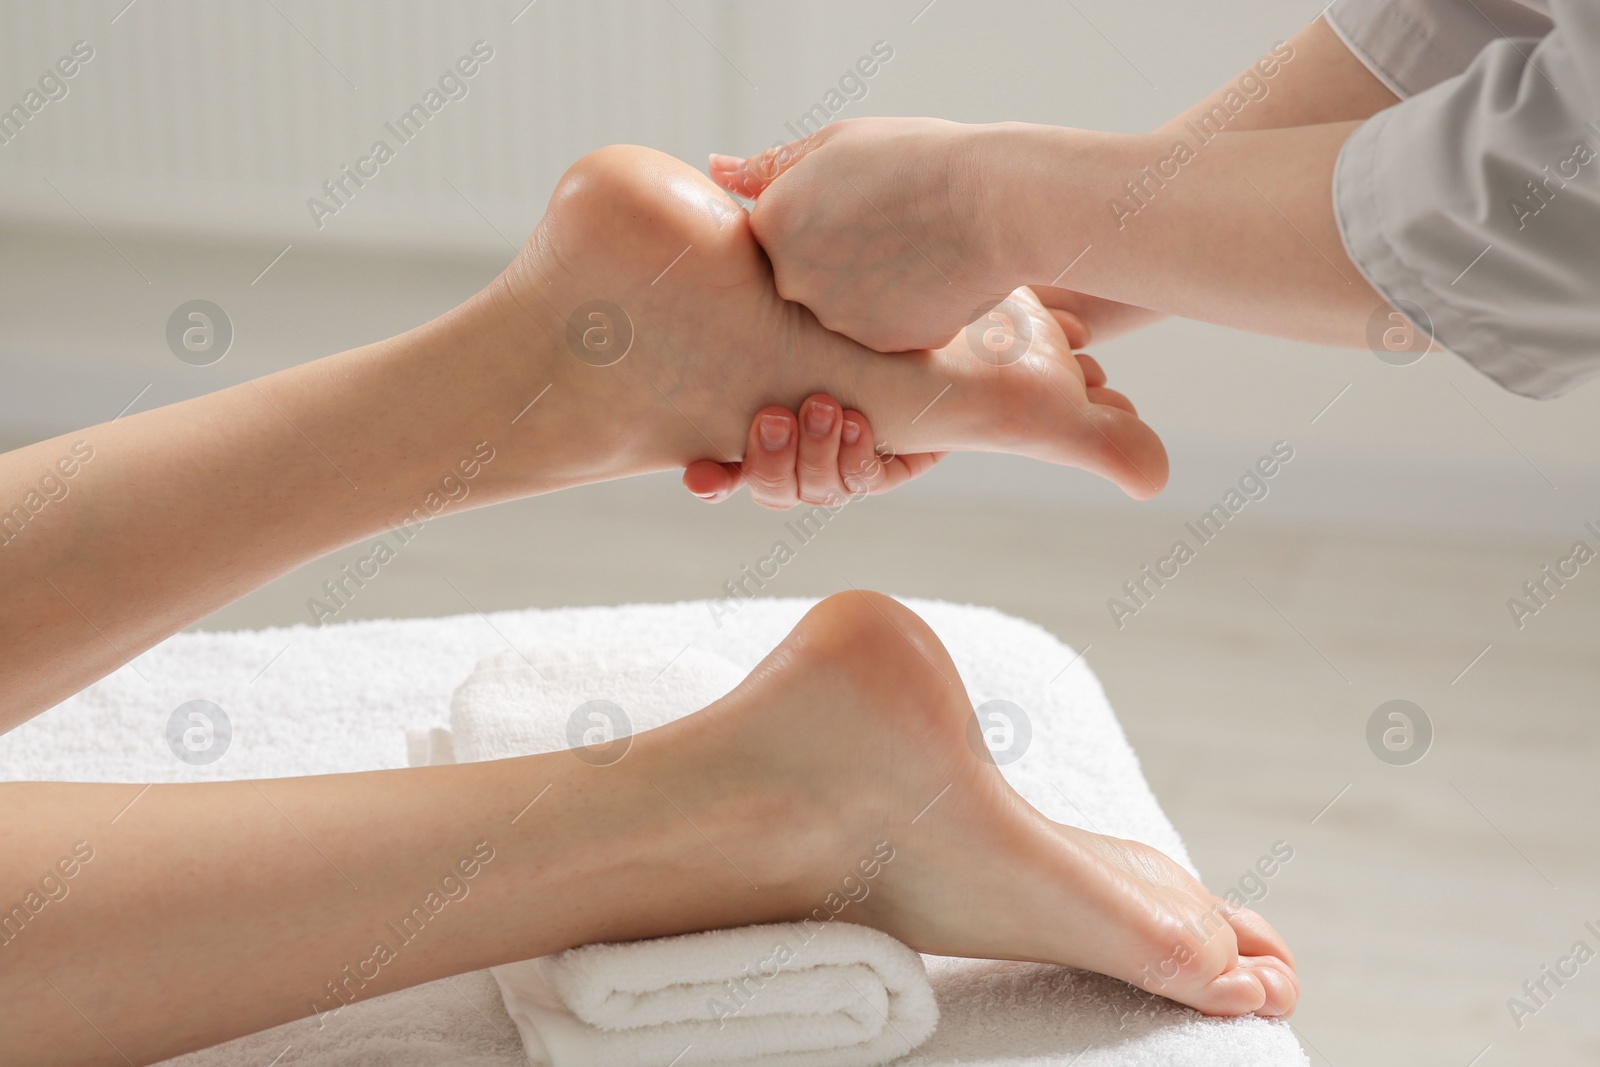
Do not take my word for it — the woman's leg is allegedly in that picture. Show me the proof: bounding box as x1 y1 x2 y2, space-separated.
1 592 1295 1066
0 145 1166 729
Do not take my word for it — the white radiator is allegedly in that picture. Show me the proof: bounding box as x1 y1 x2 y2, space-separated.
0 0 746 253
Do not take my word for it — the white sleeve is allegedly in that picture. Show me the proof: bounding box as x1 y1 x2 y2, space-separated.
1330 0 1600 398
1325 0 1553 96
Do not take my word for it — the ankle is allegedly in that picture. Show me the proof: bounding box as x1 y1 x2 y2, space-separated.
417 256 662 500
682 742 848 913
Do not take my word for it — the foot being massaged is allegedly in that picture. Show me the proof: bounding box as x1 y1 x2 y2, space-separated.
0 145 1292 1064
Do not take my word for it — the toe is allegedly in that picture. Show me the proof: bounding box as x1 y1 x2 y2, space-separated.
1048 307 1092 349
1227 905 1296 969
1188 965 1270 1017
1085 385 1137 416
1239 956 1299 1017
1074 350 1108 387
1068 405 1169 500
1178 951 1298 1019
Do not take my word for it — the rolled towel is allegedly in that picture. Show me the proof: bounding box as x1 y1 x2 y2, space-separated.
491 920 938 1067
423 645 940 1067
447 645 747 763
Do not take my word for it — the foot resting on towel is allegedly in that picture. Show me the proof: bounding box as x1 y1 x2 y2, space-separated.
0 594 1293 1066
637 591 1299 1019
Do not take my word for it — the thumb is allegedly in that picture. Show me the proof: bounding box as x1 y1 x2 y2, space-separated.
682 459 744 502
708 135 817 199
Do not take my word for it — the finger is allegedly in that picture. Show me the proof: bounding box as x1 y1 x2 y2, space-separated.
1046 306 1092 350
707 154 755 197
837 411 946 497
708 134 817 199
1086 384 1137 416
796 395 850 506
870 450 947 493
838 411 882 494
742 408 802 510
844 428 940 495
1074 351 1108 388
682 460 744 502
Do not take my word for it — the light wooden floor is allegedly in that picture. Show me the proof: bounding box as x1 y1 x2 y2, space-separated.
199 466 1600 1066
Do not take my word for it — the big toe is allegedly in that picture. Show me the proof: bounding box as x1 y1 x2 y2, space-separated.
1184 955 1298 1018
994 292 1170 499
1243 956 1299 1017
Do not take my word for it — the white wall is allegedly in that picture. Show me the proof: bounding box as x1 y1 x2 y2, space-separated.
2 0 1594 538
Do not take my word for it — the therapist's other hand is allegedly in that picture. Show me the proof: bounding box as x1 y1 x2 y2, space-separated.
682 300 1161 507
710 118 1015 353
682 397 946 509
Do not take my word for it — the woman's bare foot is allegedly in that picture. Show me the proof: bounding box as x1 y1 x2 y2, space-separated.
652 592 1298 1018
493 145 1167 498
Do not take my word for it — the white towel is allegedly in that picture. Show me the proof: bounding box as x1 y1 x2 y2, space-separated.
0 597 1308 1067
443 644 747 763
494 923 938 1067
431 645 938 1067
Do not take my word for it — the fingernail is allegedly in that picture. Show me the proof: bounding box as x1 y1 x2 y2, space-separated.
804 400 834 438
758 414 791 452
708 153 742 171
841 417 862 446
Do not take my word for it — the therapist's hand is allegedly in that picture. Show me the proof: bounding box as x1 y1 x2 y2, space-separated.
682 397 947 509
710 117 1018 353
680 304 1159 509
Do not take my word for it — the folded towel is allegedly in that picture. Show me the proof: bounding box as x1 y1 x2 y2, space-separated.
494 922 938 1067
444 645 746 763
434 645 938 1067
0 597 1308 1066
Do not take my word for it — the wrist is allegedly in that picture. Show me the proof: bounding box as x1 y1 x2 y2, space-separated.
974 123 1158 292
959 122 1045 294
965 122 1081 290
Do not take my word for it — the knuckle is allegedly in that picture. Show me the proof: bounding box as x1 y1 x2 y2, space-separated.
766 261 801 302
847 450 884 475
752 149 782 181
843 459 882 491
744 469 792 494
